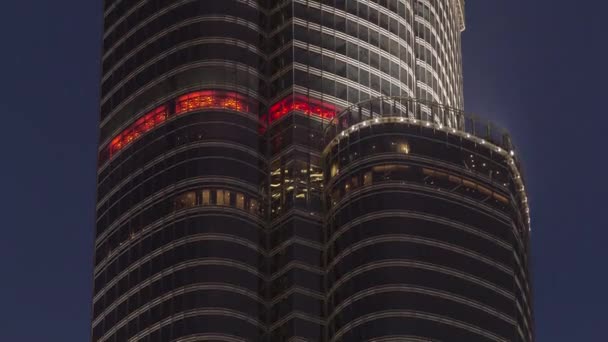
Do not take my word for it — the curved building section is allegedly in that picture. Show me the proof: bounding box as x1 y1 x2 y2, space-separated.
270 0 464 115
413 0 465 109
92 1 267 341
322 97 533 341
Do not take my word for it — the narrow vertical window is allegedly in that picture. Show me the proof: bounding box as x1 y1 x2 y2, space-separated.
363 171 373 186
236 193 245 209
250 198 259 215
216 190 225 206
224 191 231 206
202 190 210 205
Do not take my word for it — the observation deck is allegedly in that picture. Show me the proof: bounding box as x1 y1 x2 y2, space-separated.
323 96 530 231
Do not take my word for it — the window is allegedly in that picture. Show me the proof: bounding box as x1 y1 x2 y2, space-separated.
249 199 259 214
202 190 210 205
216 190 225 206
236 193 245 209
363 171 373 186
174 191 196 209
223 191 232 206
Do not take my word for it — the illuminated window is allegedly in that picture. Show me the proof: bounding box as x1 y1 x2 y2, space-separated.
100 90 255 166
216 190 225 206
236 193 245 209
175 191 196 209
175 90 249 115
224 191 232 206
202 190 210 205
107 105 168 158
331 163 339 177
363 172 373 186
249 198 259 214
267 94 336 124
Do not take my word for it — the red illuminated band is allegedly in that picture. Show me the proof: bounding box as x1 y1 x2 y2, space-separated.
175 90 250 115
100 92 337 166
108 106 168 157
100 90 252 164
267 94 336 124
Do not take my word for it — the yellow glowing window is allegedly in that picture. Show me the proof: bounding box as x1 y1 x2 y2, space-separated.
224 191 231 206
250 199 259 214
331 163 339 177
216 190 225 205
236 193 245 209
202 190 210 205
363 171 373 186
175 191 196 209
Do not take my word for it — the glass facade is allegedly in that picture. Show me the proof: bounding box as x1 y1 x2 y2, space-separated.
93 1 267 341
322 97 533 341
93 1 532 341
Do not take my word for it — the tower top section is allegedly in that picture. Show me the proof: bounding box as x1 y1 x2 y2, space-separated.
455 0 466 31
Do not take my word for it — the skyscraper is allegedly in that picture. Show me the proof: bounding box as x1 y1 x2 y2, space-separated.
92 1 532 341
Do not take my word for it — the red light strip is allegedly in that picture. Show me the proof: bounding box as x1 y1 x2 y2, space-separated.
268 94 336 124
175 90 250 115
100 90 252 165
100 92 336 165
108 106 168 157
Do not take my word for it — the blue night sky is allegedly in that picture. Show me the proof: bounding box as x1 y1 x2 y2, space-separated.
0 1 606 341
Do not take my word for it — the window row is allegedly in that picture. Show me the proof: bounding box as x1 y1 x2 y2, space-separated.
100 42 263 110
103 0 261 56
327 188 515 243
328 163 513 220
291 4 415 59
325 266 514 321
96 289 264 342
102 40 264 97
94 216 265 299
98 121 262 201
263 94 336 127
174 189 260 215
292 0 413 42
326 291 514 339
325 217 513 271
287 44 414 92
100 90 257 164
95 232 266 303
324 125 515 191
104 18 263 75
96 155 265 239
328 239 513 291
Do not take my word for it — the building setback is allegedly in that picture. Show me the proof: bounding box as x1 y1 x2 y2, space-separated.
92 1 533 341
